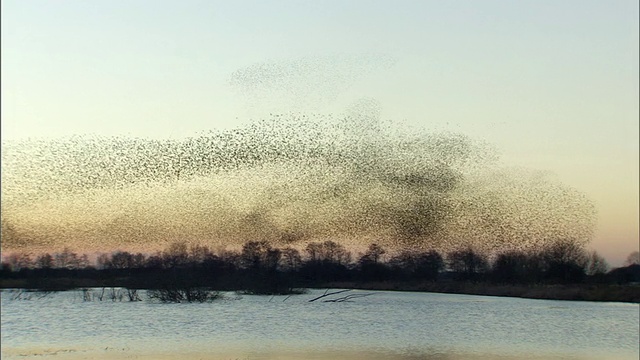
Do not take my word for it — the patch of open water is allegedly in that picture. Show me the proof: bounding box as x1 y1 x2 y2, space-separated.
1 289 638 359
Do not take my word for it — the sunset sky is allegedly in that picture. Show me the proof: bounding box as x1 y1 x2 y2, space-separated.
1 1 638 265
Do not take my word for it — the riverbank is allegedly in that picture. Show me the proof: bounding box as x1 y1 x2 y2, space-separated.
321 281 640 303
2 276 639 303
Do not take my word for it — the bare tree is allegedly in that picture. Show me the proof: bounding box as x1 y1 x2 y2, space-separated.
280 247 302 271
35 253 54 269
96 253 112 269
107 287 124 301
306 241 352 265
540 239 588 283
584 251 609 276
447 248 488 280
188 244 212 264
131 253 146 268
147 287 221 303
110 251 135 269
240 240 273 270
4 252 33 271
359 243 386 264
125 289 141 301
78 254 91 269
305 242 323 262
54 248 80 269
265 248 281 271
625 251 640 266
162 242 190 268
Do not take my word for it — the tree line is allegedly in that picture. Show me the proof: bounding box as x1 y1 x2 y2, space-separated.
1 241 639 294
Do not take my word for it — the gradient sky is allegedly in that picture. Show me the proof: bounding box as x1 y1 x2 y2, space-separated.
1 0 638 265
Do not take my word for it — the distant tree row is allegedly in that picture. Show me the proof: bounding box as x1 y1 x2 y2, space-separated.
1 248 91 271
2 241 639 289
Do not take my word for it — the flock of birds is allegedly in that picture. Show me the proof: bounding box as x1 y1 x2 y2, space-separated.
0 55 596 254
1 112 595 255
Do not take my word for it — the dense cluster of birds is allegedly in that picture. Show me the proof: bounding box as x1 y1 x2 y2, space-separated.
1 110 596 255
1 54 596 254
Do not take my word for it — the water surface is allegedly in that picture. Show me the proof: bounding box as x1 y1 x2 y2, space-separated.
1 289 638 359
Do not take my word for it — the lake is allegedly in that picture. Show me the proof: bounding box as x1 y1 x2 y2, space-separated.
1 288 638 359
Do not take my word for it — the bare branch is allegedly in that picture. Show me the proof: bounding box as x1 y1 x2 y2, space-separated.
323 293 374 302
308 289 351 302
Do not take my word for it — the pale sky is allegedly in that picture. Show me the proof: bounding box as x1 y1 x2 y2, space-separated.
1 0 638 265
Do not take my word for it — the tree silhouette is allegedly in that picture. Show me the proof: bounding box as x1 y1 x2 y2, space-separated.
35 253 54 269
625 251 640 266
359 243 386 264
540 239 587 283
3 253 32 271
584 251 609 276
491 251 543 284
241 240 273 270
280 247 302 271
162 242 189 268
54 248 80 269
447 248 488 281
305 241 351 265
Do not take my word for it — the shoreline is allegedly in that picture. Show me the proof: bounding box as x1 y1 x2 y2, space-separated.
2 279 639 303
319 281 640 303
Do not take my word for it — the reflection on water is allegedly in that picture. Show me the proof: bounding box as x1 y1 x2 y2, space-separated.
1 289 638 360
